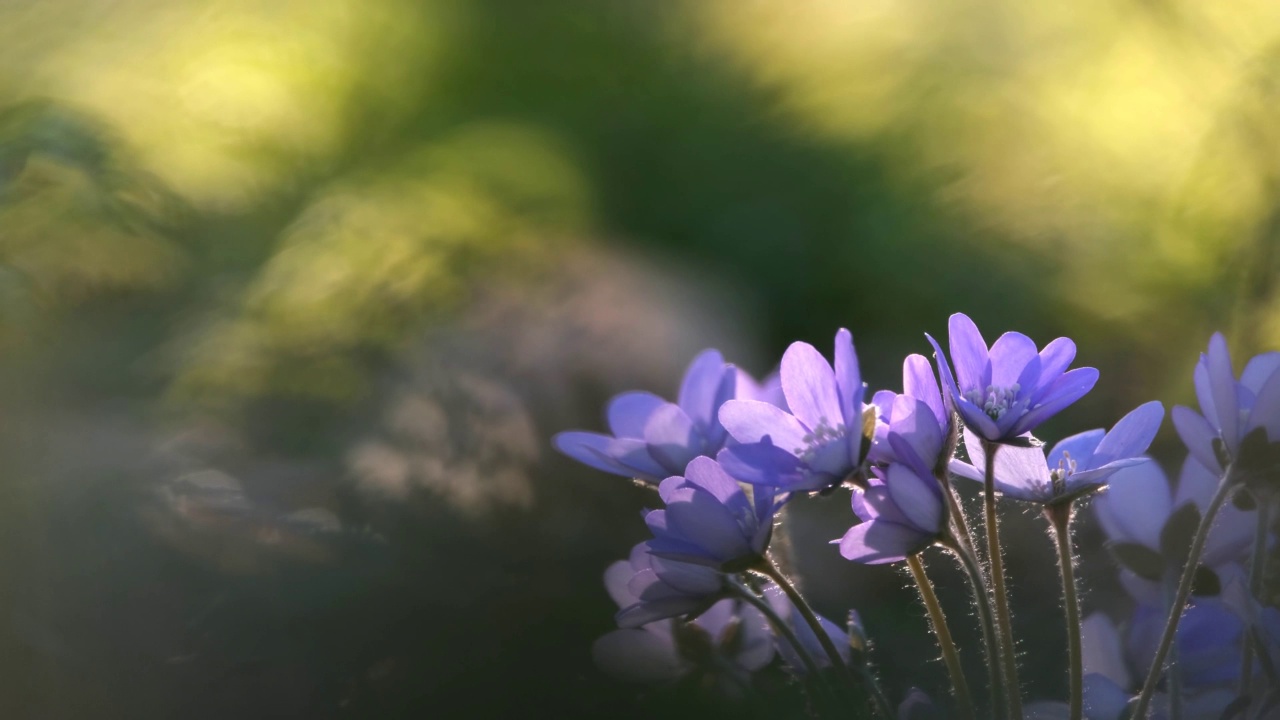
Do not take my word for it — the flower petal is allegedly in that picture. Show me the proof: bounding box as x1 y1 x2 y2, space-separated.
644 404 702 473
1171 405 1222 475
837 520 925 564
1088 401 1164 469
1010 367 1099 437
1048 429 1105 472
1206 333 1239 452
605 560 639 609
678 349 729 433
663 487 753 562
1081 613 1131 688
608 391 667 439
885 462 944 533
553 431 667 480
718 399 809 450
781 340 843 430
1241 352 1280 395
1247 365 1280 440
947 313 990 392
926 332 961 417
903 354 945 427
990 442 1053 500
988 331 1039 387
716 443 809 489
1035 337 1077 388
1092 462 1170 549
833 328 862 424
947 458 984 484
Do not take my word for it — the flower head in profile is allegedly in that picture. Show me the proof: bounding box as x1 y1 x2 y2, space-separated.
555 349 755 484
611 542 727 629
645 457 779 572
926 313 1099 443
839 355 951 565
593 560 773 692
1170 333 1280 478
717 329 869 492
950 401 1164 505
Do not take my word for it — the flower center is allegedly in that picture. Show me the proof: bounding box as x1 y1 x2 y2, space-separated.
964 383 1021 421
1050 450 1078 496
792 416 847 465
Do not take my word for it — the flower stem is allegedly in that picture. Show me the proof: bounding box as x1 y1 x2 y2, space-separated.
759 560 893 720
1238 496 1270 698
907 554 976 720
946 535 1006 719
981 440 1023 719
1131 467 1236 719
1046 502 1082 720
730 578 823 677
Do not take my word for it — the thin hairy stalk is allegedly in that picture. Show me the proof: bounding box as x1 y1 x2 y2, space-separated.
1239 499 1271 697
731 579 823 678
1131 468 1236 719
981 440 1023 718
945 536 1006 720
759 561 893 720
1046 503 1082 720
908 555 976 720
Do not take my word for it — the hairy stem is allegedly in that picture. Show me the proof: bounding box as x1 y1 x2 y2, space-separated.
760 560 893 720
908 554 976 720
1131 468 1235 719
1239 498 1270 697
1046 503 1082 720
946 536 1006 719
981 440 1023 718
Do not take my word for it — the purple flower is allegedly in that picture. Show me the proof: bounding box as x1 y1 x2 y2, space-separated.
593 560 774 690
553 349 740 484
926 313 1099 443
645 457 778 571
1170 333 1280 476
867 354 951 469
736 368 788 410
837 464 947 564
1093 458 1255 605
949 401 1164 505
717 329 868 492
612 542 727 628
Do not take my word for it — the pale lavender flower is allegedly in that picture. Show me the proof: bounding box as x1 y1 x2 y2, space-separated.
926 313 1099 443
1170 333 1280 476
1093 458 1254 606
554 349 739 484
593 559 774 690
717 329 868 492
613 542 727 628
644 456 778 571
949 401 1164 505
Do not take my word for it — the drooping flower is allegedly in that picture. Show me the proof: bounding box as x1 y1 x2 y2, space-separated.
554 349 741 484
1170 333 1280 477
949 401 1164 505
926 313 1099 443
717 329 869 492
593 558 774 691
612 541 727 628
644 456 779 571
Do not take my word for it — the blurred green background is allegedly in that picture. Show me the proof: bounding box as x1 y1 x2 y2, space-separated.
1 0 1279 717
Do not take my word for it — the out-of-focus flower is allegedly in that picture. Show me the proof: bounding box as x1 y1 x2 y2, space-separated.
950 401 1164 505
645 457 778 571
1080 609 1241 720
761 582 853 674
1093 459 1254 606
554 349 738 483
926 313 1098 443
717 329 868 492
1171 333 1280 478
593 560 774 691
612 542 727 629
735 368 787 410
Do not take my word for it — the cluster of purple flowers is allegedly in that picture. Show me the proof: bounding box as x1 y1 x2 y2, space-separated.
556 316 1280 719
